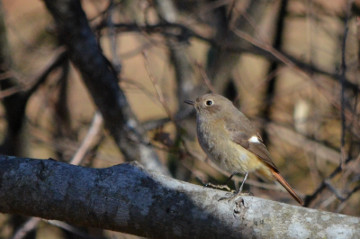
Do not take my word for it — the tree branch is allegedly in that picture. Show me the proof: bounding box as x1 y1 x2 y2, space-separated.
100 21 360 93
154 0 198 111
0 156 359 239
42 0 169 175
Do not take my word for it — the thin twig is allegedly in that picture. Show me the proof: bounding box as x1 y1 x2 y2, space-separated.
324 179 345 201
232 28 311 80
0 51 67 100
233 26 360 140
195 61 216 93
106 21 360 92
70 111 104 165
0 71 16 80
45 220 105 239
11 218 41 239
25 49 68 98
0 85 23 99
142 51 174 120
304 154 355 206
106 1 121 74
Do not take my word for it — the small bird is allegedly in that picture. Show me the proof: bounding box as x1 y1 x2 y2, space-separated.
185 93 303 205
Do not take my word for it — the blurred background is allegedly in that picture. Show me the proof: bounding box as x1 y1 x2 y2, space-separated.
0 0 359 238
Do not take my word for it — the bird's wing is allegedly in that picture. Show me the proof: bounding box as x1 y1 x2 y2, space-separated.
225 118 279 172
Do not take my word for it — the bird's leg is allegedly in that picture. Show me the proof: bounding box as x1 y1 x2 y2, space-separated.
224 173 236 185
219 172 249 201
237 172 249 194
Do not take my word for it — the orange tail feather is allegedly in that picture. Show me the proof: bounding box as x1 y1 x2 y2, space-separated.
271 169 304 205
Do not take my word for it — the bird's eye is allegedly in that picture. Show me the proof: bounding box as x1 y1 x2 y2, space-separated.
205 100 214 106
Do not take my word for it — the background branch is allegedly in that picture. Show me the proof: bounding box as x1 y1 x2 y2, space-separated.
43 0 169 175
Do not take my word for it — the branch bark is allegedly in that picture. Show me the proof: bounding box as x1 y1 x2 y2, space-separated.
0 155 359 239
42 0 168 175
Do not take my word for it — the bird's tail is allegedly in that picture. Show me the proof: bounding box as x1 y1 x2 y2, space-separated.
271 169 304 205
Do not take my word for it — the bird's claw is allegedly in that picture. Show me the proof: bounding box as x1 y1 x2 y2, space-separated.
218 192 251 202
204 182 233 192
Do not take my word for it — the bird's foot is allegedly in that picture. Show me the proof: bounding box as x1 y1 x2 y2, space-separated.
218 191 252 202
204 182 234 192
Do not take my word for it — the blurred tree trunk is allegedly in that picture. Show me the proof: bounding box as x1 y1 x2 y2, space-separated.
0 1 26 156
259 0 288 144
154 0 198 180
206 0 272 99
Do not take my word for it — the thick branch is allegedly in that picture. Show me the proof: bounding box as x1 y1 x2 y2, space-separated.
0 156 359 239
42 0 168 174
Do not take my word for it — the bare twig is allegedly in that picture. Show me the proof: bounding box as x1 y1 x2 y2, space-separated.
142 51 174 120
45 220 105 239
70 111 104 165
324 179 346 201
102 21 360 92
232 28 311 81
304 155 356 207
0 85 22 99
267 123 340 164
195 61 216 93
25 48 68 98
10 218 41 239
106 1 121 74
0 71 15 80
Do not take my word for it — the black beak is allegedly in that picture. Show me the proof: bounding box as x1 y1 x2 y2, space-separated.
184 100 195 105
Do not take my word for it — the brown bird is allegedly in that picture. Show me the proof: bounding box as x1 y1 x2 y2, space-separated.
185 93 303 205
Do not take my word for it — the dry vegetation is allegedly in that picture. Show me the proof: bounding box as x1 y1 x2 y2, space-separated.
0 0 359 238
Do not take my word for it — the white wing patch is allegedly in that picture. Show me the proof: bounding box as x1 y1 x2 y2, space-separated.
249 135 260 143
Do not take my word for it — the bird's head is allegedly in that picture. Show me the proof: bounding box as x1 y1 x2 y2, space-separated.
184 93 234 120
